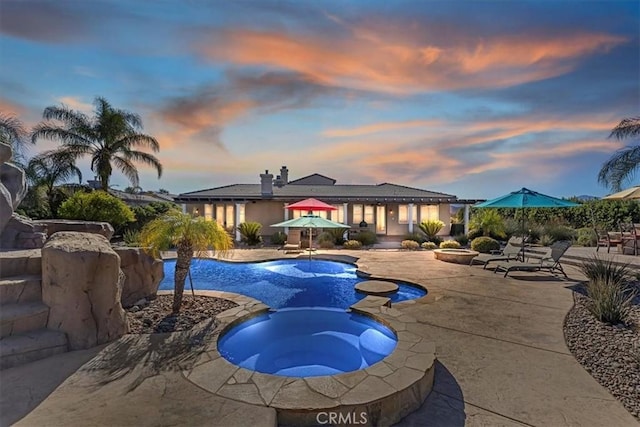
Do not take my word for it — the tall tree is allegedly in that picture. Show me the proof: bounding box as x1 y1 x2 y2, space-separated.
598 116 640 192
0 112 32 165
31 97 162 190
25 151 83 217
139 210 233 313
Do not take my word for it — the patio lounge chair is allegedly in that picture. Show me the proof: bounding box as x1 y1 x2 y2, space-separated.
469 236 524 268
282 229 303 253
493 240 572 278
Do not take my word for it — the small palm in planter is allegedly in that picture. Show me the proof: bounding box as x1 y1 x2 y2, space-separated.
419 219 444 241
139 210 233 313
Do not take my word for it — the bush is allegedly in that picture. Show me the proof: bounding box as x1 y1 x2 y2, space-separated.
123 229 141 246
576 227 597 247
453 234 469 246
401 240 420 250
354 230 377 246
343 240 362 250
404 232 427 244
319 240 335 249
440 240 461 249
544 225 576 242
470 210 506 239
419 219 444 240
319 229 346 246
580 257 636 324
270 231 287 245
470 236 500 253
539 234 554 246
428 235 443 246
421 242 437 250
129 201 176 232
58 190 135 231
238 222 263 246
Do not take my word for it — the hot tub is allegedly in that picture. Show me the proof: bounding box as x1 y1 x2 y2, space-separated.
217 307 397 377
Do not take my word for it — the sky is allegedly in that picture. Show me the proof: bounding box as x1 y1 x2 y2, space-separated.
0 0 638 199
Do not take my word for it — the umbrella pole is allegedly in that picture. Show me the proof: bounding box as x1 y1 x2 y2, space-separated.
521 207 525 261
309 227 312 260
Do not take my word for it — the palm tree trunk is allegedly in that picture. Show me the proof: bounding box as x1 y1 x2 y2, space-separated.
173 243 193 313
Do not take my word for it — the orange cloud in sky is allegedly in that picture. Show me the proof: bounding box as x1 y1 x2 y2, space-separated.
322 119 442 138
198 26 626 93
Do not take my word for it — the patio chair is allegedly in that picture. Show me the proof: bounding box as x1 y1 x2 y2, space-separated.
282 229 303 253
469 236 524 268
620 223 638 255
595 228 621 253
493 240 572 278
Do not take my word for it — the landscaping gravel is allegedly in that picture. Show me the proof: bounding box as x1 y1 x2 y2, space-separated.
564 283 640 420
126 294 238 334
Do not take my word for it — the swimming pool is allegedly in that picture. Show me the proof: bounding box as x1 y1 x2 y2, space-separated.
159 259 425 309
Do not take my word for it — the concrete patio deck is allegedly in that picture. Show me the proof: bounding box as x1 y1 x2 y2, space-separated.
1 248 637 427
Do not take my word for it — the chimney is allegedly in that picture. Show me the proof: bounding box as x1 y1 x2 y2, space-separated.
280 166 289 185
260 169 273 197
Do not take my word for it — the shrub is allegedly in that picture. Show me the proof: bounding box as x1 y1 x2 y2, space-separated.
404 231 427 244
58 190 135 230
470 236 500 253
539 234 554 246
238 222 263 246
428 235 443 246
421 242 437 250
319 240 335 249
354 230 377 246
123 229 140 246
576 227 597 247
440 240 461 249
453 234 469 246
319 229 345 246
270 231 287 245
544 225 576 242
470 210 506 238
129 201 177 232
343 239 362 250
401 240 420 250
580 257 636 325
419 219 444 240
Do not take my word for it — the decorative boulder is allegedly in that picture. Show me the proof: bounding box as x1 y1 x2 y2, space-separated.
42 232 128 350
34 219 115 241
0 213 47 249
0 162 27 209
115 247 164 307
0 183 12 234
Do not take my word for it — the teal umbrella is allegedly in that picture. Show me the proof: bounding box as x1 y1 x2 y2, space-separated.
475 188 579 260
271 215 350 259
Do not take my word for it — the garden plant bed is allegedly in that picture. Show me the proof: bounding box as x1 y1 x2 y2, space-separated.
126 294 238 334
564 283 640 420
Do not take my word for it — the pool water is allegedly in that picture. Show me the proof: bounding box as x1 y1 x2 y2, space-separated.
159 259 425 309
218 308 398 377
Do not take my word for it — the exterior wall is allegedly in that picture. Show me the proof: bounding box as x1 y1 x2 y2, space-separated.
245 201 286 235
438 204 452 236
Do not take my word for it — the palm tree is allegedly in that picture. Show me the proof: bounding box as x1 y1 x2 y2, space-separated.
598 116 640 192
0 112 32 165
25 151 83 217
139 210 233 313
470 210 506 238
31 97 162 191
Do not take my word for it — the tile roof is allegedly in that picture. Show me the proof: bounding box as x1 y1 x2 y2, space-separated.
176 182 457 203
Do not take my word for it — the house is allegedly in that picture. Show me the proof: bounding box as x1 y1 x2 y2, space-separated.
174 166 460 241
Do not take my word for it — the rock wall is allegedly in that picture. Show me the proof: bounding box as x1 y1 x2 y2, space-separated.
0 141 27 236
42 232 128 350
115 247 164 307
34 219 115 241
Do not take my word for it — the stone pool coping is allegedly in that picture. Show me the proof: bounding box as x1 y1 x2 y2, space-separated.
170 289 436 426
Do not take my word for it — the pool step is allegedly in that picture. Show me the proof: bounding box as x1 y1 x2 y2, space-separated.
0 328 68 370
350 295 391 312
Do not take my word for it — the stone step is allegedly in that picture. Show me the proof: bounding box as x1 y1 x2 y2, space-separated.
0 302 49 338
0 274 42 306
0 328 68 370
0 249 42 278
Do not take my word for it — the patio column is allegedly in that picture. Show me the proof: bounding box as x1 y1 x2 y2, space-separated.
408 203 414 233
343 203 349 224
284 203 289 234
181 204 186 214
235 203 245 242
464 205 470 235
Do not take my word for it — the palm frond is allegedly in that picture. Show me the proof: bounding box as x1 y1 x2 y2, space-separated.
31 125 93 146
0 112 31 161
42 105 90 129
598 145 640 192
112 155 140 186
609 117 640 141
116 133 160 152
121 150 163 177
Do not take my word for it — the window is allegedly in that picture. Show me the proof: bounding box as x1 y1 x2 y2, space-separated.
331 205 344 223
364 205 374 224
237 204 246 224
398 205 418 224
204 204 213 221
225 205 234 228
352 204 363 223
420 205 439 222
215 205 224 226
